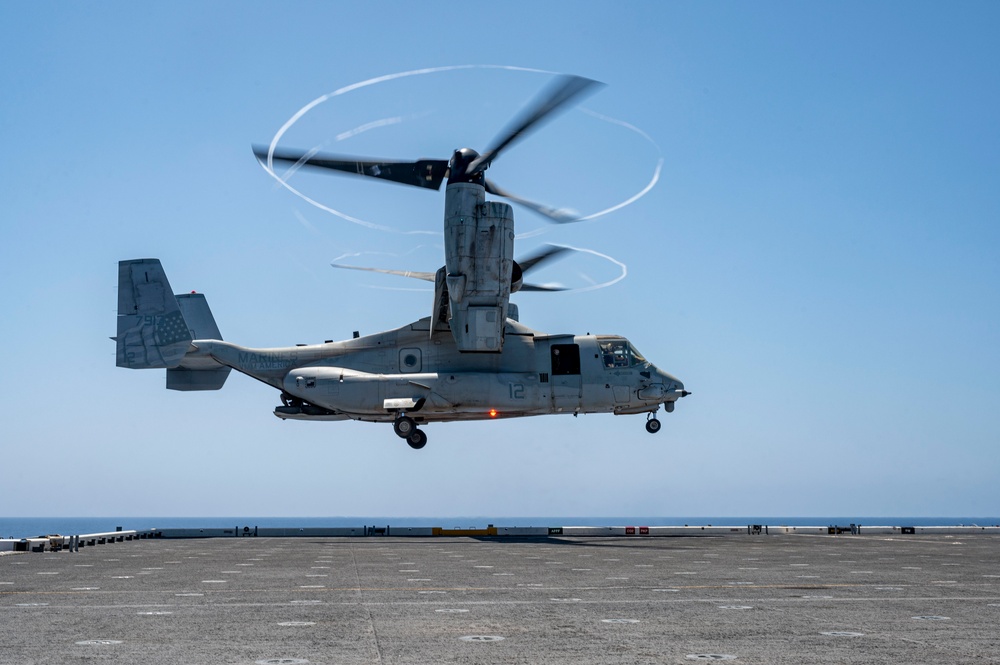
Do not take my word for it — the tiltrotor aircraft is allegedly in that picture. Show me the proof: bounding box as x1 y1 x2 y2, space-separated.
115 75 689 449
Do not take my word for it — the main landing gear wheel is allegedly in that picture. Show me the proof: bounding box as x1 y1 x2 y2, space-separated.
407 429 427 450
393 415 416 438
645 418 662 434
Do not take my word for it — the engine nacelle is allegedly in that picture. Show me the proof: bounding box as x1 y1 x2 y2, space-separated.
443 182 514 353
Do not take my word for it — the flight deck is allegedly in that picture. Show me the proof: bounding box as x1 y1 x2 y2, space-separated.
3 530 999 664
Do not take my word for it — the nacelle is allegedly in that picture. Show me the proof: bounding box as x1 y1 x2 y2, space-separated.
443 182 515 353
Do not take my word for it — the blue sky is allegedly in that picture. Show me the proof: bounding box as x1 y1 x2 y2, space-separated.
2 2 998 518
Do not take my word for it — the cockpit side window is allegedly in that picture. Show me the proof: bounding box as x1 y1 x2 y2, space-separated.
599 340 646 369
630 343 646 365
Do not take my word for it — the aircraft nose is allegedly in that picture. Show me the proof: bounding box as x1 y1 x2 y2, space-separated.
659 371 690 400
658 370 684 392
637 370 690 403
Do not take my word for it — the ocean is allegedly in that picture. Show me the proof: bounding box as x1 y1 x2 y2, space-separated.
2 516 998 540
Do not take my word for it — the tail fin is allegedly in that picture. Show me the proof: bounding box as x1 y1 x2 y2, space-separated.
116 259 192 369
176 292 223 340
116 259 231 391
168 292 231 391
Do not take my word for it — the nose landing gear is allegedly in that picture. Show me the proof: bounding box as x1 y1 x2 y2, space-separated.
645 413 662 434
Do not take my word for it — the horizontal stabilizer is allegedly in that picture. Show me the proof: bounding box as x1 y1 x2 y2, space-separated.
167 366 231 391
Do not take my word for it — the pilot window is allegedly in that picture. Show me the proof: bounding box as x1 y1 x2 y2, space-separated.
550 344 581 376
599 340 645 369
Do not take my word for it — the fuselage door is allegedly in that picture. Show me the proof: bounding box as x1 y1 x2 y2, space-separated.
612 385 631 403
549 342 582 411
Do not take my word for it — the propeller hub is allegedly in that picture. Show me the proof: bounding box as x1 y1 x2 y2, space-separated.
510 261 524 293
448 148 484 184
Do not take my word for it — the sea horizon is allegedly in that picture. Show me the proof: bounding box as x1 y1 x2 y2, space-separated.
2 515 998 540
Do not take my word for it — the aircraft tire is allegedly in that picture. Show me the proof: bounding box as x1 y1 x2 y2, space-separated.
407 429 428 450
645 418 662 434
393 416 416 438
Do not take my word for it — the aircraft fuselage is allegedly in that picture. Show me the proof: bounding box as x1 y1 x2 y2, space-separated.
189 317 686 425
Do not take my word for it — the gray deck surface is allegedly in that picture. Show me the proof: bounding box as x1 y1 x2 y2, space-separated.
2 534 999 664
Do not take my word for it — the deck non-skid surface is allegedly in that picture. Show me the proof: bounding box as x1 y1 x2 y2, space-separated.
2 534 999 663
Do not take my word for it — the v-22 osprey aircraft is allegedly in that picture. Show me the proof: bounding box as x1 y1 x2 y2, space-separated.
115 75 690 449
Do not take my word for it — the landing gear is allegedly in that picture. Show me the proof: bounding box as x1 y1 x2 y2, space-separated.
394 414 427 449
280 392 303 408
393 415 416 438
407 429 428 450
645 417 662 434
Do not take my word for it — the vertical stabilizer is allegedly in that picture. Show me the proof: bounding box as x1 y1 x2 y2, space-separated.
168 292 231 390
176 293 223 341
116 259 192 369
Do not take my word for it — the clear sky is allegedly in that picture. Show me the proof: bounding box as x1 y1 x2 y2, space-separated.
2 2 998 519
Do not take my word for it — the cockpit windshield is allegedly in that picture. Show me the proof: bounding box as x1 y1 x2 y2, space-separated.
599 339 646 369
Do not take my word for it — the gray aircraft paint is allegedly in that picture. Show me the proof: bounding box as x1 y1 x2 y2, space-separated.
115 259 686 436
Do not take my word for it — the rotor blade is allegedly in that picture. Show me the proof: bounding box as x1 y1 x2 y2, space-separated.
516 244 574 275
253 145 449 190
331 263 436 282
519 283 569 292
469 74 604 172
485 179 580 224
430 266 449 338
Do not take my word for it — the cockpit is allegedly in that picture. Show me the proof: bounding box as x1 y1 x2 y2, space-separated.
598 338 646 369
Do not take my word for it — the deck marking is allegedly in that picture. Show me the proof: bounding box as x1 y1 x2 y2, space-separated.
686 655 736 661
